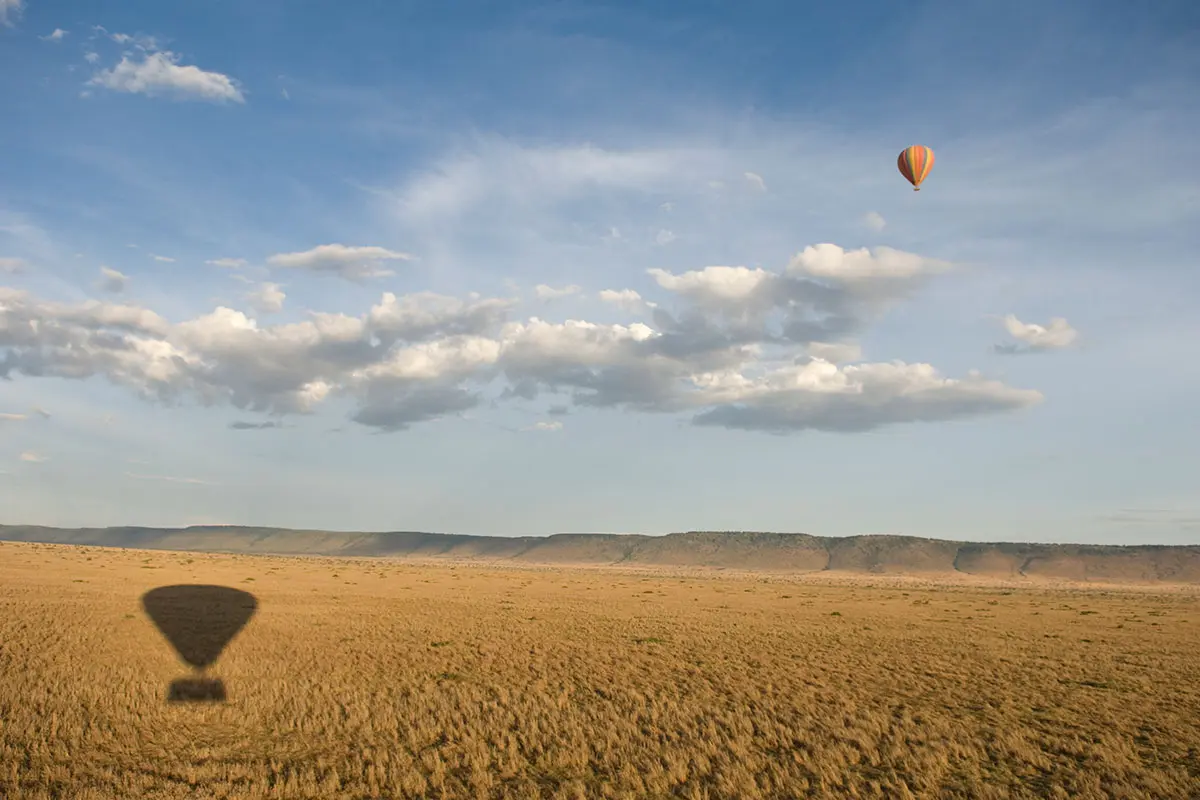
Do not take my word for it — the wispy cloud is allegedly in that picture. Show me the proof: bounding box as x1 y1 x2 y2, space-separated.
0 257 25 274
1103 509 1200 530
41 28 67 42
533 284 580 301
19 451 47 463
150 254 175 263
267 244 412 280
524 420 563 432
744 171 767 191
994 314 1079 354
0 0 23 28
206 257 246 268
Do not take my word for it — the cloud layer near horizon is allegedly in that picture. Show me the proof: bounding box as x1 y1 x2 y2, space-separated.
0 243 1043 434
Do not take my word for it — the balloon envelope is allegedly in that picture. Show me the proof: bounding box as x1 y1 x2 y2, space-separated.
897 145 935 190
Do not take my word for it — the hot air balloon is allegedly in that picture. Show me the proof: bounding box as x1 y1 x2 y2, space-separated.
897 145 934 191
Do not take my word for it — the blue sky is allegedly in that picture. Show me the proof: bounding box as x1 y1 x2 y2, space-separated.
1 0 1198 543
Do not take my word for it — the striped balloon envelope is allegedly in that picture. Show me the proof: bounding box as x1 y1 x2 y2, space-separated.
897 145 935 191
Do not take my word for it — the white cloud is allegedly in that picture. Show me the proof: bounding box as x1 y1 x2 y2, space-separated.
0 257 25 274
97 266 128 293
20 451 47 463
150 254 175 263
0 0 23 27
0 241 1043 434
267 244 412 281
206 257 246 268
862 211 887 231
598 288 656 313
648 265 774 306
41 28 67 42
525 420 563 432
996 314 1079 353
88 46 245 104
247 282 285 314
788 244 952 283
533 284 581 301
690 361 1041 433
84 52 100 64
0 412 27 422
654 229 676 246
744 171 767 191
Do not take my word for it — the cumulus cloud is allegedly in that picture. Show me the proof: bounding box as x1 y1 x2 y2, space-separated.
247 282 285 314
41 28 67 42
995 314 1079 353
206 257 246 268
87 43 245 104
598 288 656 313
97 266 128 293
0 257 25 274
691 363 1039 433
0 242 1044 434
862 211 887 231
788 243 952 283
534 284 581 301
0 0 23 27
267 244 412 280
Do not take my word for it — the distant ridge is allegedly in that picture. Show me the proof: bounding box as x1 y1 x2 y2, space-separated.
2 525 1199 584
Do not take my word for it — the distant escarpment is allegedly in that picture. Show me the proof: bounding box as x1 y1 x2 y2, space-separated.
1 525 1198 584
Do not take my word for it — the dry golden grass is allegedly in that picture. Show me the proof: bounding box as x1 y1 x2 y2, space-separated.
2 541 1199 799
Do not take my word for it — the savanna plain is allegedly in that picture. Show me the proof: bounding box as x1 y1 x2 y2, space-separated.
2 541 1199 799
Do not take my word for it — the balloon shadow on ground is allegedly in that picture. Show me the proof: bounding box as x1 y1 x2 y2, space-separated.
141 585 258 704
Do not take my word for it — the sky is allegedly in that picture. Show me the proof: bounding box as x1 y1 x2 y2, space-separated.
1 0 1198 543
